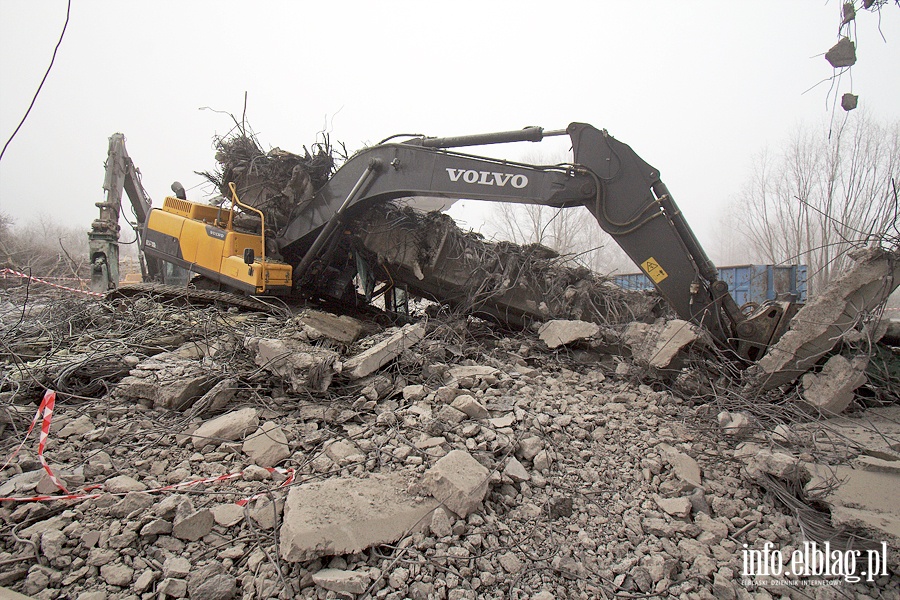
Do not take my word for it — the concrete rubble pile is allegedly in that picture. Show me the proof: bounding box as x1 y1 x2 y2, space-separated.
1 265 898 598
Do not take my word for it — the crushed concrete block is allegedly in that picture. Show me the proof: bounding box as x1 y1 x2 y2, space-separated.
654 494 692 518
503 457 531 483
658 444 702 489
430 507 453 537
717 411 752 436
752 247 900 390
279 473 438 562
447 365 498 380
116 360 213 410
298 309 365 344
800 354 867 415
311 568 369 595
187 563 237 600
744 448 811 483
343 323 425 379
538 319 600 349
192 407 259 449
422 449 490 517
57 415 94 438
436 404 467 425
517 436 544 461
402 384 428 402
449 395 489 419
195 377 238 414
242 421 290 467
246 337 339 392
625 319 703 369
211 504 245 527
172 504 214 541
104 475 147 494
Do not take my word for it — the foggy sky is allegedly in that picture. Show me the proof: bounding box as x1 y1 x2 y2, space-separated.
1 1 898 258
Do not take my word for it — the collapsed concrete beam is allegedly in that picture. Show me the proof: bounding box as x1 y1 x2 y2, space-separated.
357 205 660 329
343 323 425 379
750 247 900 390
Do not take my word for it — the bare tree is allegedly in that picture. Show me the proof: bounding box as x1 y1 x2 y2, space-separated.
730 112 899 293
0 212 90 278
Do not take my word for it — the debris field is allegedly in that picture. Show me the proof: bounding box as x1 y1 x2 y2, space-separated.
1 261 898 600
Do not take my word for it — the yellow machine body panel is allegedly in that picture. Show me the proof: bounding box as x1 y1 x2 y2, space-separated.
143 197 293 294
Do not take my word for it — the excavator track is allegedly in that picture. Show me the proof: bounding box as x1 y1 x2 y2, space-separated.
109 283 289 315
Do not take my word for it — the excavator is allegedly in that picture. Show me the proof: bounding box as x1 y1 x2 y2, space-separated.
95 124 894 366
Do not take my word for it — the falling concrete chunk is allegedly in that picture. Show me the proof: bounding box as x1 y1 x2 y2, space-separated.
422 449 491 517
242 421 290 467
538 319 600 349
625 319 703 369
298 309 365 344
311 568 370 595
751 248 900 390
246 337 339 392
841 92 859 112
192 407 259 449
343 323 425 379
279 473 438 562
800 354 867 415
826 36 857 68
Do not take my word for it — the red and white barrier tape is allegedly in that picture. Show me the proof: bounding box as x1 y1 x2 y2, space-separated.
1 268 104 298
0 389 295 504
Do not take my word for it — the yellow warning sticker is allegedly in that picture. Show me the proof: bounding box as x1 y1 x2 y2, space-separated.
641 257 668 284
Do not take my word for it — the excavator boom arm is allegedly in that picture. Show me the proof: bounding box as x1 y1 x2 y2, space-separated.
278 122 741 348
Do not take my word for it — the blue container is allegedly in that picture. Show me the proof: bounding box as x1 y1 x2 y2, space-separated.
614 264 807 306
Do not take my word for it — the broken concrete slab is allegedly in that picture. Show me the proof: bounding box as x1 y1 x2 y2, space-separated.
625 319 703 369
447 365 499 380
654 494 692 518
422 449 490 517
279 473 438 562
242 421 290 467
246 337 339 392
343 323 425 379
751 247 900 390
538 319 599 349
311 568 369 595
192 407 259 449
298 309 365 344
800 354 868 415
503 457 530 483
115 355 214 410
805 462 900 547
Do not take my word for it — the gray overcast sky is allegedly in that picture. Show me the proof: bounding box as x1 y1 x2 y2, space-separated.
1 1 898 255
